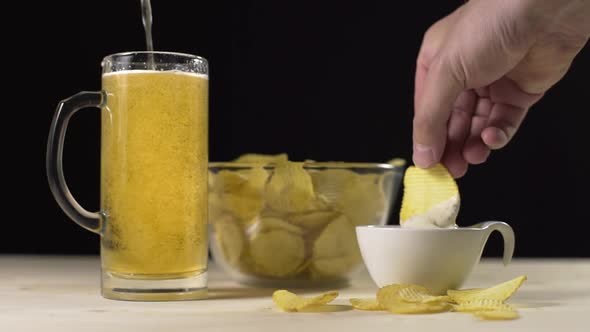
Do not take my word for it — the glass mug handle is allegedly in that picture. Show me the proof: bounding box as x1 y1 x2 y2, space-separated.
46 91 106 234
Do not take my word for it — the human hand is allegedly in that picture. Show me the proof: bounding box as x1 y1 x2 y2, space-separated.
413 0 589 177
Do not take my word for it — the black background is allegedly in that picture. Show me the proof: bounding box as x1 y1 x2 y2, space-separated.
4 1 589 257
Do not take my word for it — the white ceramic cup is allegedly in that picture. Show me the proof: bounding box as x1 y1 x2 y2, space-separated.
356 221 515 294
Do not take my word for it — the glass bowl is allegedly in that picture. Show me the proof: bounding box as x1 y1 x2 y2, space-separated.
208 161 405 287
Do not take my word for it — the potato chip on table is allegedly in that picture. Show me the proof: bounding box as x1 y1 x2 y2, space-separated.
454 298 515 312
343 276 527 320
397 285 451 304
349 298 383 311
454 298 519 320
473 309 519 320
447 275 527 303
273 290 339 312
377 284 452 314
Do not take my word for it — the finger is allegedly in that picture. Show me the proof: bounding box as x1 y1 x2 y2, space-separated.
441 90 477 178
414 16 454 112
413 11 465 169
413 56 464 168
481 103 528 149
462 96 492 164
475 86 489 97
414 59 428 114
482 77 542 149
442 151 469 179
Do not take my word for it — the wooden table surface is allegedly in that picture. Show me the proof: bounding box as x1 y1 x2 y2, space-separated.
0 256 588 332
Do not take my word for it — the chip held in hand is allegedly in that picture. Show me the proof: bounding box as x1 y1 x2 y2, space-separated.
400 163 460 228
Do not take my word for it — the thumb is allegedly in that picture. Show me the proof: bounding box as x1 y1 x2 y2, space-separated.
413 56 464 168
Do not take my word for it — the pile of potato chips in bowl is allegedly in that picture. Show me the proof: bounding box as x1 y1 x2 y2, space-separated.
209 154 405 287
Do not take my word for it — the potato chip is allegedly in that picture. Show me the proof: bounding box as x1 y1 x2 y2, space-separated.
311 215 361 276
272 289 339 312
376 284 410 308
251 216 303 236
208 191 225 223
349 298 383 311
338 174 387 226
265 161 322 213
311 170 387 226
235 249 257 274
240 168 269 191
303 290 339 305
288 211 340 229
233 153 289 164
399 163 459 227
211 169 248 192
250 230 305 277
310 169 357 204
454 299 515 313
447 275 527 304
474 309 519 320
398 286 451 304
212 168 269 222
377 284 452 314
388 301 452 314
213 215 245 265
222 193 265 223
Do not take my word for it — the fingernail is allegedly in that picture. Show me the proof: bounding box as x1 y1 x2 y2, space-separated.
413 143 435 168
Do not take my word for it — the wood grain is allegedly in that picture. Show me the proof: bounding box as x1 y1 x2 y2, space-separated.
0 256 588 332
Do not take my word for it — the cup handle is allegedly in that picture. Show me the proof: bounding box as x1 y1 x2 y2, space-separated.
472 221 515 266
46 91 106 234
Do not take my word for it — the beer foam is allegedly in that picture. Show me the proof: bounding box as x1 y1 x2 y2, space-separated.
103 69 208 79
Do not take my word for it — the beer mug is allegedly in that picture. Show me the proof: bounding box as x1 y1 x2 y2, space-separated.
47 52 209 301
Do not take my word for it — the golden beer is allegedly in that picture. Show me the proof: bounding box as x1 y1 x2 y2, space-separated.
100 70 208 279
